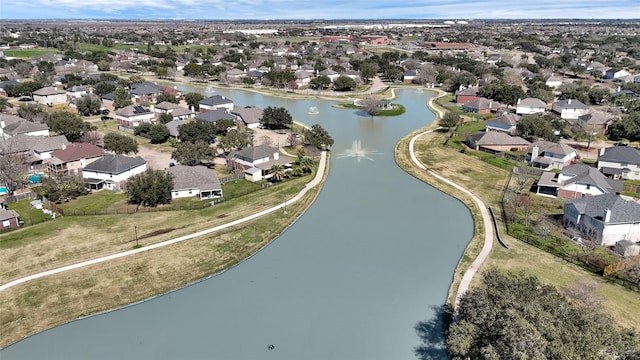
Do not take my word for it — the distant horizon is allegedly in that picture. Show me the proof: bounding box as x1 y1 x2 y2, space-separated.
2 1 639 22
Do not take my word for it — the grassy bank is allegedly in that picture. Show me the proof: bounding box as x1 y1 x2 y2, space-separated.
0 158 328 348
394 97 640 332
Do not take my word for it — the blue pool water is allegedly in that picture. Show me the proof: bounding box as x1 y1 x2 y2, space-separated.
28 174 44 183
0 186 7 195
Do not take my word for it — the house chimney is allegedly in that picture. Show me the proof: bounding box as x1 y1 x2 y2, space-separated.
517 98 521 104
531 145 539 162
0 120 4 129
599 147 606 156
568 99 571 105
604 208 611 223
273 152 280 160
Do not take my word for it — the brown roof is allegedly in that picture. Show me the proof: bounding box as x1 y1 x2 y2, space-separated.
50 143 104 162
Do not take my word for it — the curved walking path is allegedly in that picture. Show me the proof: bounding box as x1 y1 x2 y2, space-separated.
408 91 495 309
0 151 327 293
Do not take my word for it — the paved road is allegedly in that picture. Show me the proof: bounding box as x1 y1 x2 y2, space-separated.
408 92 495 309
0 151 327 293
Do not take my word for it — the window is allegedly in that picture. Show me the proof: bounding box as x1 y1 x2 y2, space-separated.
2 220 10 227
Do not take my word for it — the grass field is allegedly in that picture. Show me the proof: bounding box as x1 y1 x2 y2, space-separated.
2 48 59 58
394 101 640 333
0 159 326 347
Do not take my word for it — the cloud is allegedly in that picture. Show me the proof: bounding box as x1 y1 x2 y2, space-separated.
2 0 639 19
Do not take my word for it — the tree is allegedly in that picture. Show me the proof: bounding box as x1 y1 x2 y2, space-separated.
333 76 356 91
0 146 28 196
0 96 14 112
439 111 461 130
156 92 179 104
217 129 251 153
158 113 173 125
17 103 46 122
178 120 216 144
148 124 170 144
39 174 88 202
75 95 101 116
126 170 174 208
103 133 138 154
310 75 331 90
269 163 285 182
264 69 295 88
94 82 116 97
113 87 132 109
361 96 383 116
303 124 334 149
359 62 379 83
260 106 293 130
516 114 560 142
607 112 640 141
46 111 92 142
183 92 204 111
445 270 640 360
80 130 103 146
448 72 477 92
478 81 525 106
171 141 216 166
299 156 314 174
13 61 33 78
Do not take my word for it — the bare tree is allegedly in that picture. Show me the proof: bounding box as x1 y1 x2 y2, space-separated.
0 141 29 196
80 130 104 146
361 96 382 116
259 135 273 147
417 63 437 85
561 278 602 310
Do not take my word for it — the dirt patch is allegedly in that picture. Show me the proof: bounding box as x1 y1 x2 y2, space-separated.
139 228 176 240
136 146 173 170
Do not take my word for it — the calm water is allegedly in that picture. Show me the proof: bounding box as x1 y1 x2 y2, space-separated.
2 88 473 359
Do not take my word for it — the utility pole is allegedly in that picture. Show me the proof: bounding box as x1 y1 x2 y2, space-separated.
134 225 139 247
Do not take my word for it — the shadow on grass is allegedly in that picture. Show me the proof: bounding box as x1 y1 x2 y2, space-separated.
413 304 454 360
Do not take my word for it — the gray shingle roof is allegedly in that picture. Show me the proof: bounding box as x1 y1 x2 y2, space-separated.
567 194 640 223
0 114 49 136
33 86 66 96
231 106 263 125
553 99 587 110
166 165 221 192
529 141 577 156
598 146 640 164
195 109 236 123
130 82 162 95
467 131 530 146
83 154 146 174
1 134 68 154
199 95 233 107
517 97 546 107
560 163 622 193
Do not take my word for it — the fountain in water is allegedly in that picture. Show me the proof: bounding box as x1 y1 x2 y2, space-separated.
308 106 319 115
336 140 382 162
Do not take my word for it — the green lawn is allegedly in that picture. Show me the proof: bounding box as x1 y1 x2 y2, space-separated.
2 48 59 58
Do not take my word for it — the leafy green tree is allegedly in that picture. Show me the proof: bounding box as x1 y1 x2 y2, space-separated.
310 75 331 90
103 133 138 154
126 170 174 208
445 270 640 360
183 62 204 78
269 163 285 182
183 92 204 111
217 129 251 153
178 120 216 143
156 92 179 104
94 82 116 97
17 103 46 122
359 62 379 83
333 76 357 91
264 69 295 88
296 147 306 164
159 113 173 124
299 156 314 174
448 72 477 92
113 87 133 109
75 95 101 116
46 111 93 142
260 106 293 129
303 124 334 149
439 111 461 129
478 81 525 106
39 174 88 202
588 87 611 105
148 124 170 144
213 118 236 135
171 141 216 166
557 83 589 105
0 96 14 112
517 114 561 142
607 112 640 141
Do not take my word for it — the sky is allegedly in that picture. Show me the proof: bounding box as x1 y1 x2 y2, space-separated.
1 0 639 20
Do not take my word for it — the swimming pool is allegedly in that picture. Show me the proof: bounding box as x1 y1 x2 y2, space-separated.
28 173 44 183
0 186 8 195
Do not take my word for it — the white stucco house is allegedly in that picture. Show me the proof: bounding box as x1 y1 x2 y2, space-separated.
115 105 155 128
82 154 147 191
563 194 640 246
526 141 578 170
551 99 588 120
166 165 223 200
597 145 640 180
515 98 546 115
199 95 234 113
32 86 67 106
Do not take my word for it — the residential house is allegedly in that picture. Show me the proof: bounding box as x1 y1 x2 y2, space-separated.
402 70 418 83
516 98 546 115
0 114 49 138
574 111 612 135
526 141 578 170
485 112 520 134
115 105 155 128
294 71 314 87
455 86 480 105
199 95 234 113
46 142 104 176
65 85 87 100
225 68 246 82
545 74 564 88
82 154 147 191
194 109 236 124
165 118 187 140
597 145 640 180
130 82 163 103
0 209 21 230
319 68 340 82
465 131 530 153
461 97 502 115
551 99 588 121
535 163 622 198
0 79 21 96
32 87 67 106
342 69 361 82
226 145 294 181
166 165 223 200
154 102 194 121
231 106 263 129
0 134 69 165
604 68 631 80
563 193 640 246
